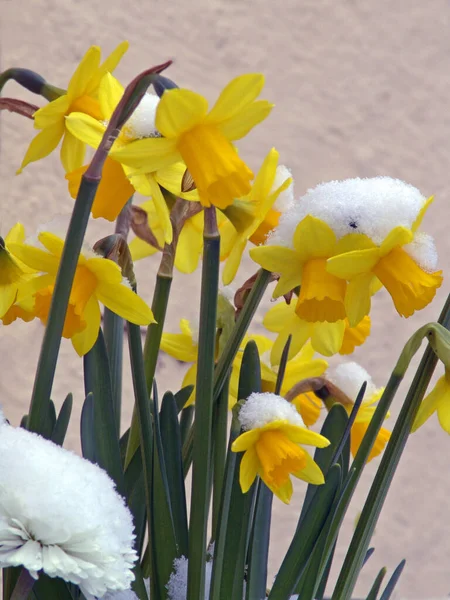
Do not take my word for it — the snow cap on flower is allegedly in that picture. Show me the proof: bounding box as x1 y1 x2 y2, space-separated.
327 362 381 401
272 165 294 213
403 232 439 272
122 92 160 140
167 556 213 600
270 177 428 247
238 392 305 431
0 420 137 598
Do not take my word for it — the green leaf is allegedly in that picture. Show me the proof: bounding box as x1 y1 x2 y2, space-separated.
179 405 194 447
80 392 96 463
160 392 189 556
365 568 387 600
275 334 292 394
245 483 273 600
174 385 195 412
103 307 124 433
33 573 75 600
51 393 73 446
212 374 230 539
210 340 261 600
124 444 147 556
379 559 406 600
150 383 179 599
268 464 341 600
83 329 124 495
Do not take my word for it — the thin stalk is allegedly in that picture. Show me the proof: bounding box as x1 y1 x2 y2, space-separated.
26 61 171 435
213 268 271 401
10 569 34 600
332 296 450 600
187 207 220 600
212 372 230 539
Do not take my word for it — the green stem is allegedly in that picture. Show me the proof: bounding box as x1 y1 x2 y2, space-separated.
213 268 271 401
212 372 230 539
10 569 34 600
187 207 220 600
332 295 450 600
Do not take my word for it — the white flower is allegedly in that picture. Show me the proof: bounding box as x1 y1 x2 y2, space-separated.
166 556 213 600
0 418 137 599
238 392 305 431
270 176 427 247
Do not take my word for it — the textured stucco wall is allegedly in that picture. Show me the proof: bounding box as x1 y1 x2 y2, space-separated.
1 1 450 597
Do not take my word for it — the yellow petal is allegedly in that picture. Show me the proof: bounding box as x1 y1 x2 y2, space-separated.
311 320 346 357
18 123 65 172
129 237 159 261
266 477 293 504
67 46 101 100
71 295 101 356
37 232 65 258
33 95 70 129
344 275 373 327
0 284 18 319
145 175 173 244
222 238 248 285
250 246 300 297
60 130 86 173
263 301 293 333
231 429 261 452
87 41 129 95
270 317 312 366
5 223 25 245
181 363 198 407
110 136 179 172
96 282 154 325
8 243 59 274
281 423 330 448
86 257 122 284
160 329 198 362
293 216 336 261
296 258 346 322
293 450 325 485
412 196 434 233
327 248 381 279
340 316 371 355
175 216 203 274
282 354 328 392
155 162 199 202
156 88 209 138
380 226 414 256
98 73 124 121
65 112 106 149
239 446 260 493
290 393 322 427
412 376 450 432
219 100 274 141
205 74 265 124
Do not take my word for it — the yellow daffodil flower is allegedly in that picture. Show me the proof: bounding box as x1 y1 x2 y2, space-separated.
220 148 292 285
106 74 273 209
0 223 35 318
9 231 154 356
65 74 198 241
327 363 390 462
231 392 330 503
412 371 450 433
19 42 128 173
327 198 442 321
263 300 371 365
129 200 236 274
251 216 369 324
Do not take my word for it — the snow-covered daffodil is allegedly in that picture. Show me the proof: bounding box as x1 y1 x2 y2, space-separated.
108 74 273 209
327 362 390 462
412 371 450 434
9 231 154 356
220 148 292 285
231 392 330 503
327 206 443 320
263 300 371 364
251 216 367 324
19 42 128 173
66 74 197 242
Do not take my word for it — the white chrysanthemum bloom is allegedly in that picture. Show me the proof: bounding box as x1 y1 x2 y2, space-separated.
166 556 213 600
327 362 381 401
122 93 160 140
0 419 137 599
272 164 294 213
238 392 305 431
270 176 428 247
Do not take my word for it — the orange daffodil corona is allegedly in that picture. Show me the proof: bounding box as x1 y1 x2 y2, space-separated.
231 392 330 504
105 73 273 209
8 230 154 356
19 42 128 174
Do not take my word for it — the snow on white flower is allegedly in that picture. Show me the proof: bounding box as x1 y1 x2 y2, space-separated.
238 392 305 431
166 556 213 600
270 176 428 247
0 417 137 599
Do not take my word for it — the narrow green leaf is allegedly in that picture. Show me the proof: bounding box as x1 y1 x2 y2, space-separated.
174 385 195 412
179 405 194 447
120 427 131 464
210 340 261 600
365 568 387 600
124 445 147 555
83 329 124 495
328 382 366 467
51 393 73 446
379 559 405 600
2 566 20 600
103 307 124 433
32 573 75 600
245 483 273 600
212 374 230 539
80 392 96 463
363 548 375 566
314 542 336 600
160 392 189 556
275 334 292 394
268 464 341 600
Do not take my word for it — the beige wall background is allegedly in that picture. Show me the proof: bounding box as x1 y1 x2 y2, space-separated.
2 0 450 597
